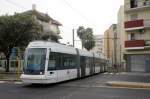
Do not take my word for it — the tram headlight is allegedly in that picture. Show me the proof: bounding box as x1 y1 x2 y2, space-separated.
40 72 43 75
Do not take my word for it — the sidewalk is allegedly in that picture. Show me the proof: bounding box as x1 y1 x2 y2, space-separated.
105 72 150 89
106 81 150 89
0 72 21 82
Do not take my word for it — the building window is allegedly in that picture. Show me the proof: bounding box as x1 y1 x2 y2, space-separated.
143 0 150 6
128 33 135 40
131 33 135 40
130 0 138 8
130 14 138 21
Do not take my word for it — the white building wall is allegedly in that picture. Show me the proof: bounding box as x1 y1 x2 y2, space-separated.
117 6 125 66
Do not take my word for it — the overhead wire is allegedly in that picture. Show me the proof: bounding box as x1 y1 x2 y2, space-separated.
59 0 95 28
5 0 27 10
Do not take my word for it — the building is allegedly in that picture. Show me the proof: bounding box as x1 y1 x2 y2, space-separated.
117 6 125 68
124 0 150 72
104 30 112 61
104 24 118 66
22 4 62 42
91 35 104 55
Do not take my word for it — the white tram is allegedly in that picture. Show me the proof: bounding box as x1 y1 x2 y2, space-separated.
21 41 107 84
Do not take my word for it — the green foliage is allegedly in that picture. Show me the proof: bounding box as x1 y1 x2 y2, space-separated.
22 10 51 22
77 26 95 51
77 26 85 39
0 13 42 72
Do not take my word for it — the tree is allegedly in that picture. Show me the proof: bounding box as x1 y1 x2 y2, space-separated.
77 26 85 39
0 14 42 72
77 26 95 51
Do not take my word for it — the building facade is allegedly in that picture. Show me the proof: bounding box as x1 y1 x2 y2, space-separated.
23 4 62 42
104 24 119 66
117 6 125 68
124 0 150 72
91 35 104 55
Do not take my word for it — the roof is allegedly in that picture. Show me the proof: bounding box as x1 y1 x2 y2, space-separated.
28 41 77 55
27 41 101 58
22 10 62 26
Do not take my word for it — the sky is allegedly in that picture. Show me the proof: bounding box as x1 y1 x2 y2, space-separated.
0 0 124 48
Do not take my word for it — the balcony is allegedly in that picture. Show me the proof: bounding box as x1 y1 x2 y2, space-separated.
124 19 150 31
125 1 150 13
125 39 150 50
125 40 145 50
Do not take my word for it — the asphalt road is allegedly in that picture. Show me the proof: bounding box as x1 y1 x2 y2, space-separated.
0 73 150 99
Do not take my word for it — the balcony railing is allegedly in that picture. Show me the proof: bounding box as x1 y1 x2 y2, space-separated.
124 19 150 30
124 19 144 29
125 40 145 48
125 0 150 12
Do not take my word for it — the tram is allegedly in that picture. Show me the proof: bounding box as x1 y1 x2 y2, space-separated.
21 41 107 84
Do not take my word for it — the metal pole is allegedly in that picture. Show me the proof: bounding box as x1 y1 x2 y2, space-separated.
120 44 121 71
17 48 21 81
72 29 75 47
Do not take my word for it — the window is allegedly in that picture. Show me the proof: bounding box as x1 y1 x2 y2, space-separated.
128 33 135 40
24 48 46 74
48 52 76 70
131 33 135 40
62 54 76 68
130 0 138 8
143 0 150 6
130 14 138 21
48 52 57 70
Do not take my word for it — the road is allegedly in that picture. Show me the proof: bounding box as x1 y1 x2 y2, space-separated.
0 73 150 99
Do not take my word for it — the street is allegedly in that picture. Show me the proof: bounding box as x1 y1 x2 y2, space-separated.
0 73 150 99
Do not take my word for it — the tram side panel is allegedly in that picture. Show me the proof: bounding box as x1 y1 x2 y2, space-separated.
90 56 95 75
94 58 100 74
80 56 86 77
48 52 78 82
75 48 81 78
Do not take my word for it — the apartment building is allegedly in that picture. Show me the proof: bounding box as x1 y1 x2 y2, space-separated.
117 6 125 68
22 4 62 42
104 24 118 66
91 35 104 55
124 0 150 72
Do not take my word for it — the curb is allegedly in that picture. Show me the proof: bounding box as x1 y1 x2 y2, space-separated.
0 79 22 84
106 81 150 89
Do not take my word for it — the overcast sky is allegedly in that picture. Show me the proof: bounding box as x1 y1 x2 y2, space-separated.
0 0 124 48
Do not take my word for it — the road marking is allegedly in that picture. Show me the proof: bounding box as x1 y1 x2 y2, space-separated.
14 82 23 84
92 85 150 90
103 72 108 74
0 81 5 83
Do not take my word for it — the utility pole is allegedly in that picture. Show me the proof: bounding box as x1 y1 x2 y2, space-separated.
72 29 75 47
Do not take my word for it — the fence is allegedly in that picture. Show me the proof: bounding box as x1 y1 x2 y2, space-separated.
0 59 24 72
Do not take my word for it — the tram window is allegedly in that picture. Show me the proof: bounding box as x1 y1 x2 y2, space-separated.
61 53 76 69
48 52 56 70
85 57 90 68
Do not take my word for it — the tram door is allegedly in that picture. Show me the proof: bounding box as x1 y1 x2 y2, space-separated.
46 50 58 82
80 56 86 77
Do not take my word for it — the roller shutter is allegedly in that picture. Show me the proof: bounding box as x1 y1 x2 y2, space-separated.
130 55 145 72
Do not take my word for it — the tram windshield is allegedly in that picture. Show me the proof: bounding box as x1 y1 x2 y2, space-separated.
23 48 47 75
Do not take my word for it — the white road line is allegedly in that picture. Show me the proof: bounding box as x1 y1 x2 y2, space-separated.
92 85 150 90
103 72 108 74
0 81 5 83
14 82 23 84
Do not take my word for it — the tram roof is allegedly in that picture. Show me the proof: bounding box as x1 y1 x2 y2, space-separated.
28 41 77 55
27 41 102 58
